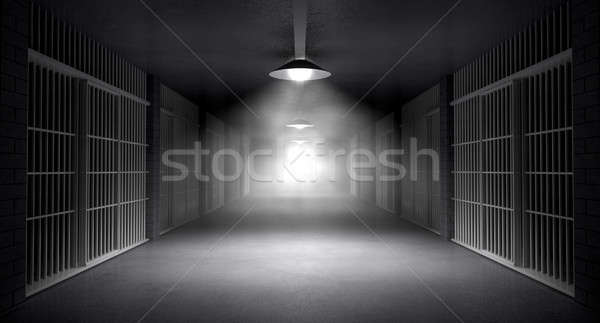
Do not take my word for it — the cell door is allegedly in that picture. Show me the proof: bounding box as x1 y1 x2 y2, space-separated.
84 85 147 264
383 131 395 212
205 130 225 211
349 135 358 197
515 62 574 293
26 63 81 294
454 83 515 261
427 111 441 232
376 130 395 213
454 62 574 295
26 67 148 295
480 84 515 262
159 113 174 231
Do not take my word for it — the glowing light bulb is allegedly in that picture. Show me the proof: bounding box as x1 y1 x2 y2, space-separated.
287 68 313 82
285 119 314 130
290 139 310 145
286 124 310 130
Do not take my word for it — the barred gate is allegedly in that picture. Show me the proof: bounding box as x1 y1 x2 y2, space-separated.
451 2 573 295
26 63 80 293
84 86 147 264
27 59 149 295
452 59 573 294
517 62 574 291
426 111 441 232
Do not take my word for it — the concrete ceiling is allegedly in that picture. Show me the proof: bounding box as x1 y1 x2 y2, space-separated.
36 0 562 138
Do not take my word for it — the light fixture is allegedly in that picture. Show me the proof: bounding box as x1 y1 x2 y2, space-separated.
290 139 310 145
285 118 314 130
269 0 331 82
269 59 331 82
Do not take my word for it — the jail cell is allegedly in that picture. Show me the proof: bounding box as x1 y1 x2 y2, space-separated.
375 112 396 213
349 135 358 197
118 97 147 249
375 130 395 212
414 116 430 227
383 131 396 212
399 84 440 231
85 88 147 263
158 85 203 231
186 123 201 217
171 117 189 225
518 62 573 292
453 3 570 100
480 85 514 261
25 3 149 297
399 124 413 219
214 130 224 210
205 113 226 211
205 130 225 211
159 113 174 231
225 128 242 203
30 3 147 100
241 135 251 197
86 86 120 262
450 2 573 295
26 63 79 294
427 111 441 232
453 97 482 249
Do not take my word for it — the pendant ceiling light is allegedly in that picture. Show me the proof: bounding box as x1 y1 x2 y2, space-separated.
269 0 331 82
290 139 310 145
269 59 331 81
285 119 314 130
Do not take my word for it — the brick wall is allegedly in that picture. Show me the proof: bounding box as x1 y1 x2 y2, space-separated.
572 0 600 311
0 0 28 313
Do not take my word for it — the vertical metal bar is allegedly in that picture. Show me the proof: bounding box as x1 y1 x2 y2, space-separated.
77 81 89 265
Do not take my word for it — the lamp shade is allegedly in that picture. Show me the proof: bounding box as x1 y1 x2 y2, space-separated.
285 118 314 130
290 139 310 145
269 59 331 81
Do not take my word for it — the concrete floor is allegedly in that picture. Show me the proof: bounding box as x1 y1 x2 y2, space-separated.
3 196 596 322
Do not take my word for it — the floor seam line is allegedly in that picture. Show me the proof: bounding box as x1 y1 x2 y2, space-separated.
345 204 465 323
135 203 256 323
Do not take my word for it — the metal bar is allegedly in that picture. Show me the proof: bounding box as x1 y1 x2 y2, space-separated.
451 50 571 106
